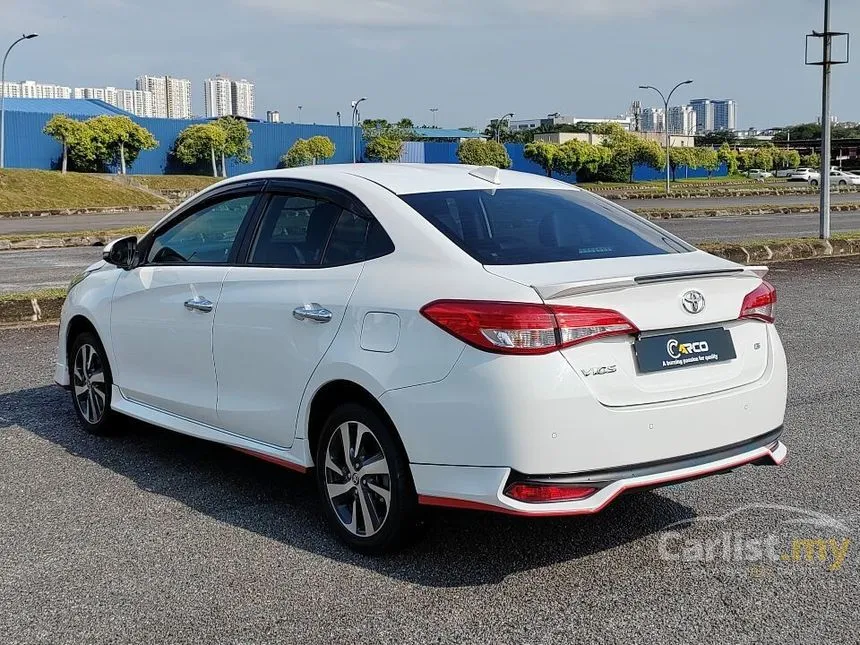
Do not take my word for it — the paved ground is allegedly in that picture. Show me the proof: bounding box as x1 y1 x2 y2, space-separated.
0 247 99 293
2 192 860 236
1 256 858 644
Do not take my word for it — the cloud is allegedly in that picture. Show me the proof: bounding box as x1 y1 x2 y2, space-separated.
243 0 742 27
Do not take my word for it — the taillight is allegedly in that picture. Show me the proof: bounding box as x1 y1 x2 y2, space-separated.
505 482 598 503
740 281 776 323
420 300 638 355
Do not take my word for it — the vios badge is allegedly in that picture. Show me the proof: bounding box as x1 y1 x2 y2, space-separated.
681 290 706 314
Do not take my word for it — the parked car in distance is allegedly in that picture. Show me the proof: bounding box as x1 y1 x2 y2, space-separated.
788 168 816 182
746 169 773 180
774 168 797 178
809 169 860 187
55 164 788 552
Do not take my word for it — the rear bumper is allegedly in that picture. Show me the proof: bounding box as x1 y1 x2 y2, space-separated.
415 430 787 516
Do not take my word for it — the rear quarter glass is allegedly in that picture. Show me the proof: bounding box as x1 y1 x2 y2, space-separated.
399 188 692 265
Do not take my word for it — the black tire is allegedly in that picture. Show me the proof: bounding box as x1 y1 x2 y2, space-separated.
839 180 847 186
68 331 117 435
810 179 819 187
315 403 418 553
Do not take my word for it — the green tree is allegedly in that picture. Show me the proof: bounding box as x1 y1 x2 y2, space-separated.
87 115 157 174
801 152 821 168
667 146 697 181
554 139 612 176
364 136 403 162
211 116 252 176
280 139 313 168
305 135 336 164
43 114 94 173
174 124 227 176
696 147 721 179
456 139 512 168
751 147 774 171
717 143 738 175
591 124 664 182
523 141 559 177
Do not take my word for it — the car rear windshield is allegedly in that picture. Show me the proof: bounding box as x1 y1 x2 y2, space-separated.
399 188 692 265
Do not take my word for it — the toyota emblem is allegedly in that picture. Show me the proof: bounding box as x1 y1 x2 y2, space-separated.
681 290 706 314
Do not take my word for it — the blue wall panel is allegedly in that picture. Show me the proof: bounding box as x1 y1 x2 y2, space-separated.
632 162 728 181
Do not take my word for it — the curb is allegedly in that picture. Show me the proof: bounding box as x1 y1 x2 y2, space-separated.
589 187 860 200
636 204 860 219
0 204 170 219
0 235 109 250
0 296 65 325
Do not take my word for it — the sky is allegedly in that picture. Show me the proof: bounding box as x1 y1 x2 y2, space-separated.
1 0 858 130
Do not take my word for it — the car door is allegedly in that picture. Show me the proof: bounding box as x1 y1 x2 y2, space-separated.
110 185 263 425
213 182 394 448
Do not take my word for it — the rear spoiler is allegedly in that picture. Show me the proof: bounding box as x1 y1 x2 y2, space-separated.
536 266 769 300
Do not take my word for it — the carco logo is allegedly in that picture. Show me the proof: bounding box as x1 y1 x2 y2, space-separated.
667 338 710 359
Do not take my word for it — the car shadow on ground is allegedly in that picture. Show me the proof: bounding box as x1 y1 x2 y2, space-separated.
1 385 697 588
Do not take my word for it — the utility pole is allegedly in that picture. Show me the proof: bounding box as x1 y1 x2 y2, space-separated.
495 112 514 143
351 97 367 163
806 0 849 239
429 107 439 128
336 111 341 127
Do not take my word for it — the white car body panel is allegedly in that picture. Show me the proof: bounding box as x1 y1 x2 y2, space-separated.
55 164 788 518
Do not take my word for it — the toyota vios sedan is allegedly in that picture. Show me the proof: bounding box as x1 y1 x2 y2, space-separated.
56 164 787 552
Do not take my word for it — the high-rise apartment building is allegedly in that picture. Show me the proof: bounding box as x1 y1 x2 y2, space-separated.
73 86 154 117
641 107 665 133
667 105 697 135
2 80 72 99
689 99 713 133
690 98 737 133
204 75 233 118
135 75 192 118
266 110 280 123
712 99 737 131
231 78 255 119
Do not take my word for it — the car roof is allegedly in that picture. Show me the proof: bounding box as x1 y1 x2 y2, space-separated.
230 163 580 195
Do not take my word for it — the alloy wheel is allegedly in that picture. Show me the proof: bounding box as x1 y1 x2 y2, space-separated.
73 343 107 424
324 421 392 537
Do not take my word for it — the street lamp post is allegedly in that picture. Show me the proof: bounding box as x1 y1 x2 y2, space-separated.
1 33 39 169
495 112 514 143
429 107 439 128
639 80 693 195
351 97 367 163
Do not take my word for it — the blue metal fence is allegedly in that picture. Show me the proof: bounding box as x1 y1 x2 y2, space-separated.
2 107 727 181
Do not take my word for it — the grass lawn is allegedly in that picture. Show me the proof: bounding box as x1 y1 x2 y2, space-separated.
0 169 166 212
0 287 67 303
0 226 150 245
130 175 220 191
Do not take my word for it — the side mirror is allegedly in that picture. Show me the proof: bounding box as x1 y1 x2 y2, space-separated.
103 236 138 269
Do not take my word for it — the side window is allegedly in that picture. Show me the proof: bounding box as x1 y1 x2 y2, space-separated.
322 210 395 266
249 194 341 266
147 194 256 264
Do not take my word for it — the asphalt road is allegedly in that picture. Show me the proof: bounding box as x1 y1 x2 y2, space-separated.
2 191 860 236
4 209 860 294
1 256 859 644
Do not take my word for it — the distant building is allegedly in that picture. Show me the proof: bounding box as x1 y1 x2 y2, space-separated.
667 105 697 135
266 110 280 123
641 107 665 133
73 86 154 117
690 98 737 133
2 80 71 99
689 99 713 133
712 99 737 131
508 113 633 132
231 79 255 119
204 75 233 118
135 75 192 119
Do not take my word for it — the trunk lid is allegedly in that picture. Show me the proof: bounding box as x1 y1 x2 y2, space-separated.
485 251 771 407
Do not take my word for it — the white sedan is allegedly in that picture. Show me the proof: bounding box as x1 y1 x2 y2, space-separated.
56 164 788 552
809 170 860 187
746 169 773 180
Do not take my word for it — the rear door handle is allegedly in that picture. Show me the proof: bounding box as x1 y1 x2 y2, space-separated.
184 296 214 313
293 303 332 323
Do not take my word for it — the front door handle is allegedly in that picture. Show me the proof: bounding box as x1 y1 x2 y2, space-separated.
293 303 332 323
184 296 214 313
